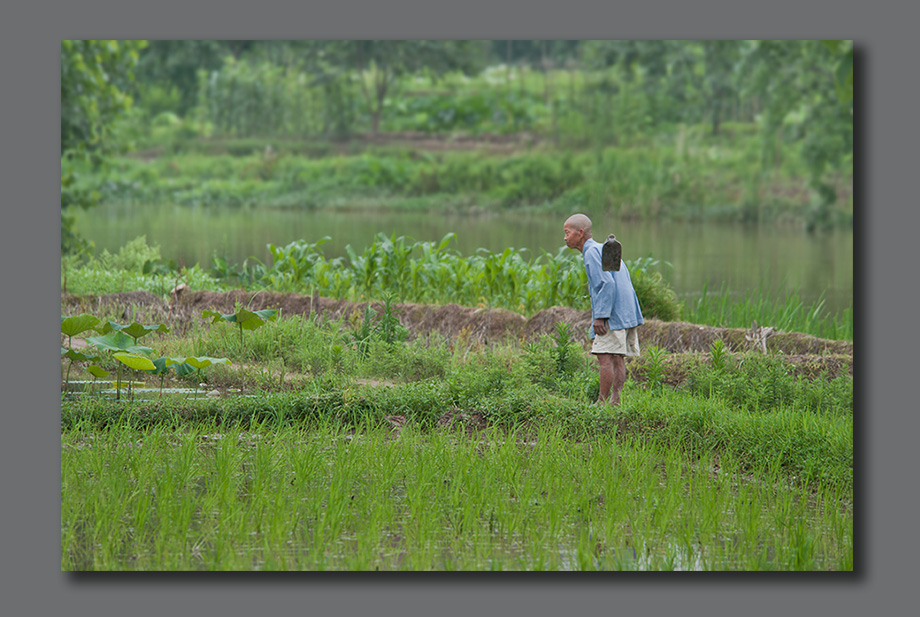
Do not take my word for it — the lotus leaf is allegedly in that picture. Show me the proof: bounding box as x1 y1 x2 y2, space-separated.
61 314 100 338
114 352 156 371
120 322 170 341
94 321 123 335
183 356 231 370
147 357 196 377
202 307 278 342
87 365 110 379
203 308 278 330
86 331 154 355
64 349 98 363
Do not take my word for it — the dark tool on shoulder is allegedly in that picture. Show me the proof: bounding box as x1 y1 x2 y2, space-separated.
602 234 622 271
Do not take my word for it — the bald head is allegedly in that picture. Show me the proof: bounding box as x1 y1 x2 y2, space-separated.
563 213 593 252
564 214 593 234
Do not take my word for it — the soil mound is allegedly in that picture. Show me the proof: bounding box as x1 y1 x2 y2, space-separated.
62 290 852 357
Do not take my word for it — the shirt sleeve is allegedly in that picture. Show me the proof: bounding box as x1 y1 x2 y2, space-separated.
584 244 616 321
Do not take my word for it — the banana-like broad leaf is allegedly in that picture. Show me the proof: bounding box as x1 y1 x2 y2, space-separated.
61 314 101 338
121 322 170 341
64 349 98 363
183 356 231 370
114 352 156 371
86 331 154 355
87 365 110 379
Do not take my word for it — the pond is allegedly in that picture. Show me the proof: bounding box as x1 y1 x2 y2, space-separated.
75 202 854 314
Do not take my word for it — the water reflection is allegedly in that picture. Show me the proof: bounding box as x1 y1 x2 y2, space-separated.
76 204 854 314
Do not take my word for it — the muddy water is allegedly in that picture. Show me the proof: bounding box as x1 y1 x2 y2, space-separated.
75 203 853 314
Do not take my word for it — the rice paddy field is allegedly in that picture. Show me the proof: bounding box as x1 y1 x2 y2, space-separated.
61 422 852 571
60 299 853 571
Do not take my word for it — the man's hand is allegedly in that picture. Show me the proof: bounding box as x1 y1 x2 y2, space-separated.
593 318 608 336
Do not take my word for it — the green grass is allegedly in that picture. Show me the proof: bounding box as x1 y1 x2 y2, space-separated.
63 311 853 488
61 420 852 571
73 134 851 226
61 307 853 571
685 281 854 341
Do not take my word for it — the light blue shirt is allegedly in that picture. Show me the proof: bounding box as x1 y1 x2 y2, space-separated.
582 238 644 338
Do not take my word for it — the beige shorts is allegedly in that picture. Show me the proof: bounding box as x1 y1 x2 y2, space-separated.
591 326 640 356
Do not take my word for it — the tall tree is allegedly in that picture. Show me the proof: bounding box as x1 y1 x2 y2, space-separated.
321 40 487 134
135 40 251 116
61 40 146 254
741 40 853 228
582 40 704 126
701 40 743 136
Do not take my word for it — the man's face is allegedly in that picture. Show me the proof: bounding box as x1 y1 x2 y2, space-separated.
563 224 583 250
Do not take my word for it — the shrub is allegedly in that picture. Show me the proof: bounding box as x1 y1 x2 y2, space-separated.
631 269 681 322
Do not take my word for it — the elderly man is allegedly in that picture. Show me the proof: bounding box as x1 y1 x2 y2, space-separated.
563 214 644 405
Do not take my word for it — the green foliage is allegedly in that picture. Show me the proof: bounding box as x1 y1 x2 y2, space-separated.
643 345 667 391
709 338 728 373
61 314 101 339
61 307 853 499
86 331 155 356
61 313 103 390
551 322 580 377
86 135 846 225
686 281 853 341
364 337 451 383
113 352 156 371
628 256 681 322
61 40 147 156
95 235 165 273
95 319 170 346
202 306 279 344
86 365 110 379
740 40 853 228
61 40 146 254
63 260 218 298
686 351 852 416
62 309 229 399
349 295 410 360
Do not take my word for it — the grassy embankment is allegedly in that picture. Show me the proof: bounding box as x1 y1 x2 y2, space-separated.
75 125 852 226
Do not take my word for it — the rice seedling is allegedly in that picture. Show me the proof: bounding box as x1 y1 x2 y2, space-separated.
61 416 852 571
686 281 853 341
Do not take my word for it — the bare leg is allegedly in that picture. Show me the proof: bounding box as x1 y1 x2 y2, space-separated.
611 354 626 406
596 353 614 404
